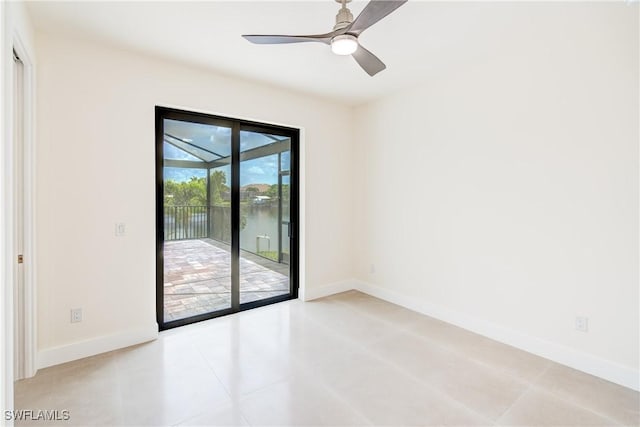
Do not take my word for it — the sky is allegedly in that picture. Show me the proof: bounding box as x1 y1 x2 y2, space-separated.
164 148 290 186
163 160 273 186
163 119 291 186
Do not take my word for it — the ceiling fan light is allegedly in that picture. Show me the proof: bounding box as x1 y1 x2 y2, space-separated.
331 34 358 55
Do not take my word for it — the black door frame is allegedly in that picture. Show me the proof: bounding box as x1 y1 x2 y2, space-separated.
155 106 300 330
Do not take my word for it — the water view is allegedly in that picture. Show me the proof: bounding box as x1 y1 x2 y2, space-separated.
159 114 296 326
163 182 289 263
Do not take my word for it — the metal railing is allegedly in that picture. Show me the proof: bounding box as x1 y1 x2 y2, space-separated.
163 205 288 266
164 206 209 241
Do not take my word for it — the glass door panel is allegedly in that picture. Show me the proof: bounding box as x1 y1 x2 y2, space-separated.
162 118 232 324
239 130 291 305
280 174 291 264
157 107 298 330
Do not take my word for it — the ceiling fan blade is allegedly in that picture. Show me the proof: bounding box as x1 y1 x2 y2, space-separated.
347 0 407 35
352 44 386 76
243 33 335 45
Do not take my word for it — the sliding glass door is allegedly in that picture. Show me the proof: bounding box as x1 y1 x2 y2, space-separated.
156 107 299 330
239 129 292 305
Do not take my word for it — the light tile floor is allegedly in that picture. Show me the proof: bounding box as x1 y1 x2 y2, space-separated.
164 239 289 321
14 291 640 426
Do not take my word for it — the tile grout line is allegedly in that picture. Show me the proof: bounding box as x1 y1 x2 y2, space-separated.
325 294 596 425
338 290 639 424
494 363 628 427
179 297 528 424
291 364 377 426
493 361 553 425
365 342 496 425
493 383 535 425
321 294 496 424
332 293 538 388
526 377 629 426
16 292 639 426
275 300 390 425
189 332 292 427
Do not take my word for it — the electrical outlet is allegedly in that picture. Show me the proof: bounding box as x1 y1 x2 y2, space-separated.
369 264 375 274
575 316 588 332
71 308 82 323
115 223 126 237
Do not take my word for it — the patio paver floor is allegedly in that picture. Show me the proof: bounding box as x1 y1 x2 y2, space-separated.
163 239 289 322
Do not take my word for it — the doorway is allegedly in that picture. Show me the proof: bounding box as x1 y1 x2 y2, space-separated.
155 107 299 330
13 49 25 379
11 41 36 380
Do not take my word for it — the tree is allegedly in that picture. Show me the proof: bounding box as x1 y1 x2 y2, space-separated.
164 176 207 232
209 170 228 205
164 176 206 206
266 184 278 199
164 172 246 238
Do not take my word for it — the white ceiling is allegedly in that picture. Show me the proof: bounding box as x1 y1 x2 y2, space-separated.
25 1 629 106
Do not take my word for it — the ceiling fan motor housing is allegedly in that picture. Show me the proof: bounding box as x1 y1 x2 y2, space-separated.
334 4 354 30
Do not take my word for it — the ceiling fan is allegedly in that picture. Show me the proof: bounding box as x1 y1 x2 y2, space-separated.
242 0 407 77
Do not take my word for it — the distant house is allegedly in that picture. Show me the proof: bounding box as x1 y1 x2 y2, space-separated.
252 196 271 205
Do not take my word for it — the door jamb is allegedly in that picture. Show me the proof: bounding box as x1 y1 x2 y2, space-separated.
10 32 37 381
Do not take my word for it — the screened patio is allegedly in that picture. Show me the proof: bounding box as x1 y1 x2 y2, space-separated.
161 118 292 323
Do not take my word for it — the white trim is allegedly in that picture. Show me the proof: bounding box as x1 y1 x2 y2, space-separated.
37 325 159 370
11 31 36 380
298 278 639 391
303 279 355 301
156 103 301 136
297 127 306 302
0 0 13 422
352 280 640 392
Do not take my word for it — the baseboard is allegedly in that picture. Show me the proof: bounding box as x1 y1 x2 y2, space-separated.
36 324 158 370
34 282 640 392
353 280 639 392
303 279 356 301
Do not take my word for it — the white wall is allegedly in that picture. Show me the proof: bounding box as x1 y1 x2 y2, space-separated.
353 3 639 389
35 33 354 366
1 0 37 419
